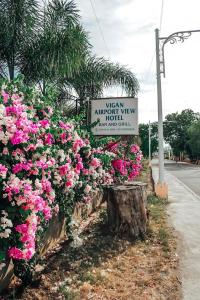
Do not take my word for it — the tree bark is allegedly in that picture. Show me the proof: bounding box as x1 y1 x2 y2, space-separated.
8 62 14 81
106 183 147 239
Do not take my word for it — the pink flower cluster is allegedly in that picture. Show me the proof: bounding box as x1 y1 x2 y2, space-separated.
112 159 128 176
0 164 8 178
0 85 142 266
9 214 38 260
108 142 143 182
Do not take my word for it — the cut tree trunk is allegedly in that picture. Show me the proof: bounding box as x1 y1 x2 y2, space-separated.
106 183 147 239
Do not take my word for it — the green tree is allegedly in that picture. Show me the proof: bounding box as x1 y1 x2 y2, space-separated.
0 0 89 84
0 0 139 106
67 56 139 99
55 56 139 114
0 0 39 80
22 0 89 86
163 109 198 157
186 120 200 161
139 123 158 157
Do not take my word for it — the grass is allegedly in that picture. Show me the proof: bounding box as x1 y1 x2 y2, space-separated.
58 286 80 300
148 195 168 221
147 194 171 256
80 270 106 285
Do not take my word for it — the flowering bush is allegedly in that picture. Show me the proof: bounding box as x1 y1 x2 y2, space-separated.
0 78 142 280
105 140 143 183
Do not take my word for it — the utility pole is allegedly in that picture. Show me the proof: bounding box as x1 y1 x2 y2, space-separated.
154 27 200 198
155 29 165 184
148 121 151 165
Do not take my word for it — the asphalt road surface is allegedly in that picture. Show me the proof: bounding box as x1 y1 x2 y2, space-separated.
165 161 200 197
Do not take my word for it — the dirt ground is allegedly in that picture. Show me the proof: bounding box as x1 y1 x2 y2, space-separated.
1 165 181 300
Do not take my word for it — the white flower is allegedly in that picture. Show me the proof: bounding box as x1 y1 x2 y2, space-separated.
57 150 66 162
84 184 92 194
2 228 12 238
35 179 42 190
6 219 13 227
0 104 5 116
1 210 8 217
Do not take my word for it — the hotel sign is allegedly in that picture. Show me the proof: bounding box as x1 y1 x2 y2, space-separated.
91 97 138 136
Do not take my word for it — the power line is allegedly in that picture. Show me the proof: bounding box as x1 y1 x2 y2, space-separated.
159 0 164 32
143 0 165 84
144 51 156 83
89 0 111 58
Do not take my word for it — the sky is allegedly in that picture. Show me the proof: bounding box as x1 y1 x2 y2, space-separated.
75 0 200 123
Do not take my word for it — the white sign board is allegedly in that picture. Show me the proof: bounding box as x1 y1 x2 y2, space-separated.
91 97 138 136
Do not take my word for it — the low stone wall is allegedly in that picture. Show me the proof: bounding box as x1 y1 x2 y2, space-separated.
0 259 13 294
0 189 104 292
40 189 104 256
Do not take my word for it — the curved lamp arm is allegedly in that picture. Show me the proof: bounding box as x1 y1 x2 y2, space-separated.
158 29 200 77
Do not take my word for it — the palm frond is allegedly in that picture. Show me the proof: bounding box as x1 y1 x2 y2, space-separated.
68 56 139 99
21 25 89 82
46 0 80 29
0 0 40 79
21 0 90 83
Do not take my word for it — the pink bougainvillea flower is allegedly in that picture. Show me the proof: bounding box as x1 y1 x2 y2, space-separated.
84 184 92 194
44 133 54 145
59 121 73 131
2 147 9 155
8 247 24 260
59 163 70 176
0 82 143 267
73 137 85 153
105 141 119 153
39 119 50 129
43 206 52 220
1 91 10 103
65 180 73 188
0 164 8 178
90 158 101 168
112 159 127 176
10 130 29 145
75 161 84 174
130 144 140 154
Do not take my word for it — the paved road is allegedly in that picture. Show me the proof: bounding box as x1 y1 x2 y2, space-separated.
165 161 200 197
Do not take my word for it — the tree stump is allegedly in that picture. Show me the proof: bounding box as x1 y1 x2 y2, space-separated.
106 183 147 239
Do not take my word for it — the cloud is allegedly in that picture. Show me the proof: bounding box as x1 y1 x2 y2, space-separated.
77 0 200 123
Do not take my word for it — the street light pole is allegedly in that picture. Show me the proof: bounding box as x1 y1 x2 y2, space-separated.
154 27 200 197
155 28 165 184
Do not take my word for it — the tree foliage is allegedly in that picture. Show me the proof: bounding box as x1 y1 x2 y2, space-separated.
22 0 89 83
163 109 199 156
67 56 139 99
186 120 200 161
0 0 39 79
0 0 139 103
139 123 158 157
0 0 89 82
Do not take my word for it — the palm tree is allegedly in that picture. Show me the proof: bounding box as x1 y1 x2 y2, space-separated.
22 0 89 86
0 0 139 105
68 56 139 99
0 0 89 85
53 56 139 116
0 0 39 80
